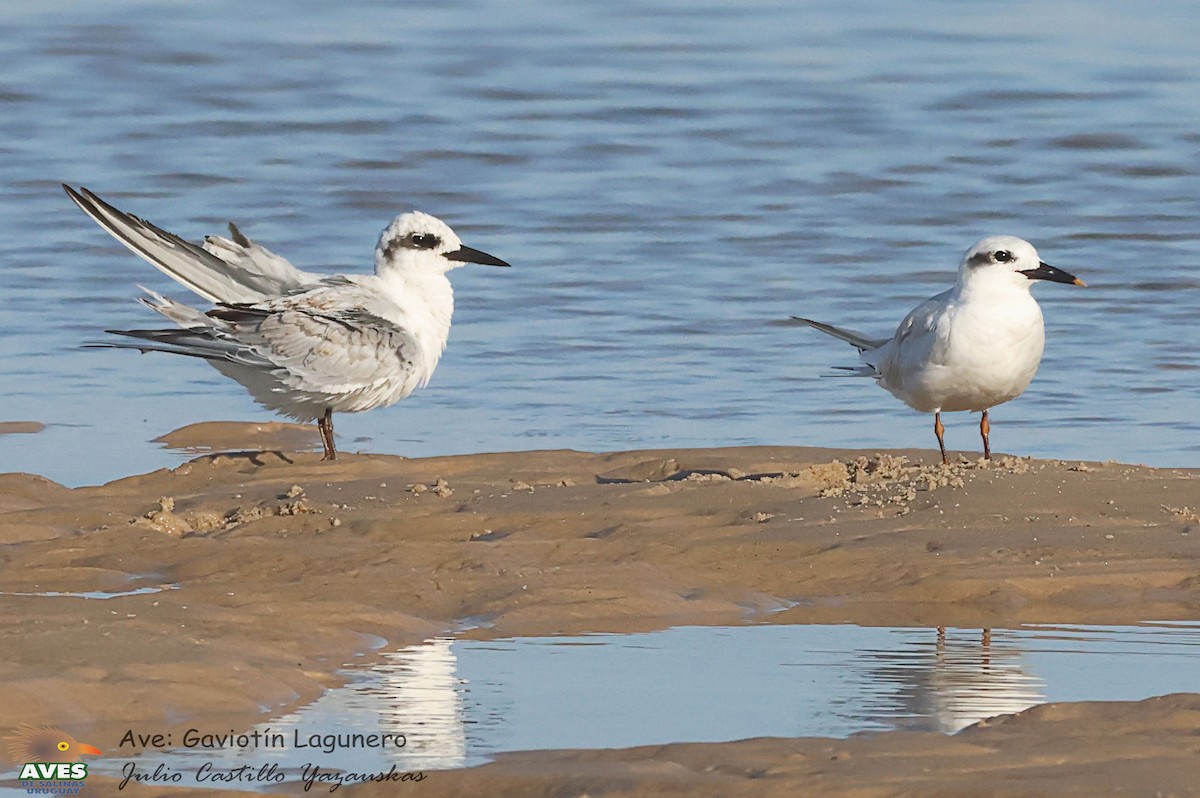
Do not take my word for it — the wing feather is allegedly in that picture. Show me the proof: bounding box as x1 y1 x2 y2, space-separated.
64 185 316 304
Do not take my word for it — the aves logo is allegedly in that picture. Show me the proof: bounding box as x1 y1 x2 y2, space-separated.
4 725 102 787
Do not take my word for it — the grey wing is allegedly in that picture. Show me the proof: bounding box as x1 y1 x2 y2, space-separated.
64 185 317 304
209 303 421 395
891 290 951 347
862 290 951 373
201 222 320 300
791 317 890 352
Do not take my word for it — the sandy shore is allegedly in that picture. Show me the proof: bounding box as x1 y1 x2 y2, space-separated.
2 427 1198 795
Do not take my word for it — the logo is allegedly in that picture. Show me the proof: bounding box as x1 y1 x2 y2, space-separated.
4 725 102 793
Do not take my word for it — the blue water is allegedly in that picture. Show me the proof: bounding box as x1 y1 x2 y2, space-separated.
42 622 1200 791
1 0 1198 486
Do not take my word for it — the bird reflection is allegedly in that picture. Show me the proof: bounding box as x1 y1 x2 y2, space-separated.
858 627 1045 733
372 637 469 769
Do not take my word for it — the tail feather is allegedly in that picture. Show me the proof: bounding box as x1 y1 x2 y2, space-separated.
830 364 878 377
86 327 271 369
84 338 226 360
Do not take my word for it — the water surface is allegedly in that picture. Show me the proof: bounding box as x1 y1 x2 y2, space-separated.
1 0 1198 485
69 622 1200 789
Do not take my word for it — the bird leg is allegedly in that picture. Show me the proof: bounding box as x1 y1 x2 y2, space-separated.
318 408 337 461
934 411 947 465
980 410 991 460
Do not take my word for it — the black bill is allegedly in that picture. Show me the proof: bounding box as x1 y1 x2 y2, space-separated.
1019 261 1085 286
444 245 511 267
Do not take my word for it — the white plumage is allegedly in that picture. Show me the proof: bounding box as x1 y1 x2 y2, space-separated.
796 236 1084 463
66 185 509 461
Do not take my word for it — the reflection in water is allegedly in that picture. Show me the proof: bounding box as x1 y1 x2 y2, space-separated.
233 635 476 772
858 628 1044 733
80 623 1200 792
372 638 468 769
83 636 483 787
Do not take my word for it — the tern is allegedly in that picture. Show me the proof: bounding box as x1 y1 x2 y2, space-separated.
794 236 1084 464
65 185 510 461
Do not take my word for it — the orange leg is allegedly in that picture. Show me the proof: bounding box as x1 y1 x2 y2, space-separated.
934 411 947 464
980 410 991 460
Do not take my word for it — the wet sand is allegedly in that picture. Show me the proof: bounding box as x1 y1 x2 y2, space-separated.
0 421 45 436
2 426 1198 795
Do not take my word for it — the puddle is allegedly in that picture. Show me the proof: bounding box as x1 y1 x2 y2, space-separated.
27 622 1200 791
0 578 177 597
0 583 177 595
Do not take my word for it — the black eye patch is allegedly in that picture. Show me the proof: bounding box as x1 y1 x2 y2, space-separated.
408 232 441 250
381 231 443 259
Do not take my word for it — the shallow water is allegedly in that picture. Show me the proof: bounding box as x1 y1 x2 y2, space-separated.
0 585 174 600
61 622 1200 789
1 0 1199 486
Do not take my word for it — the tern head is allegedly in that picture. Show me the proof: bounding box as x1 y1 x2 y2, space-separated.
960 235 1084 289
375 211 510 275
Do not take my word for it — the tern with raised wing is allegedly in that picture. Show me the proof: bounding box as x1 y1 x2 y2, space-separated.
65 185 510 461
794 236 1084 464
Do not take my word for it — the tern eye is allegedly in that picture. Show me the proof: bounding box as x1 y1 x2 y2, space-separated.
408 233 441 250
994 250 1013 263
